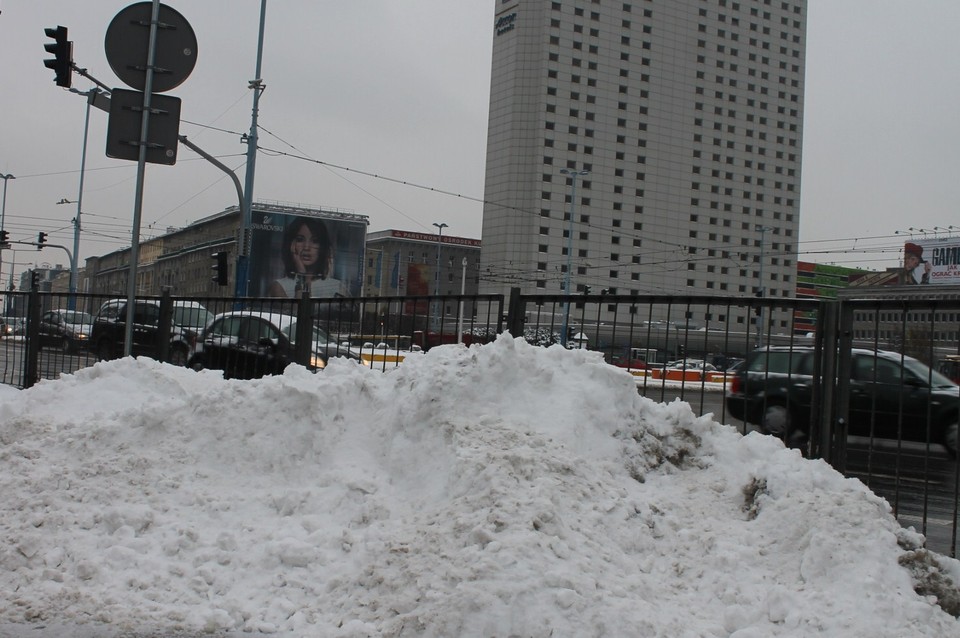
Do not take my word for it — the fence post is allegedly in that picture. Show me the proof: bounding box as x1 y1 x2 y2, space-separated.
506 287 524 339
295 288 313 367
832 299 855 472
23 276 42 389
157 288 172 363
815 300 850 470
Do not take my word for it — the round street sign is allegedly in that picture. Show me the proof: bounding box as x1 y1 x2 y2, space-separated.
104 2 197 93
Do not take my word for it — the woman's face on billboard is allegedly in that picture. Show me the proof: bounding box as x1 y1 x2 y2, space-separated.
290 223 320 271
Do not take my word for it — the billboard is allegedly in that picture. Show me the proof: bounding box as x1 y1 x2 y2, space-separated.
902 239 960 286
248 209 368 298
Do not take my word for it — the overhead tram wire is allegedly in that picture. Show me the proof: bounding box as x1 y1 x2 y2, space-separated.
244 145 945 280
255 143 696 253
256 127 429 231
257 143 915 263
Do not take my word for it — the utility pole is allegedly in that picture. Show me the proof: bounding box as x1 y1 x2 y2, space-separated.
237 0 268 298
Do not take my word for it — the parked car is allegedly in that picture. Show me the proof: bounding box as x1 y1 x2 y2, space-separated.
665 359 717 372
92 299 213 366
9 317 26 336
726 346 959 456
188 310 358 379
39 309 94 353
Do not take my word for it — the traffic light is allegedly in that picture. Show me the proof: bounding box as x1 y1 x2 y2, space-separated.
43 26 73 88
37 232 47 249
0 230 8 245
30 270 40 289
211 251 228 286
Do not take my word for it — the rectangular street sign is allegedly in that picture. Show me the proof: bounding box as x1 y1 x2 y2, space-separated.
105 88 181 165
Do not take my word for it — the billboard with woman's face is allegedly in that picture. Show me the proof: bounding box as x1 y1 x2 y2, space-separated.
248 209 368 299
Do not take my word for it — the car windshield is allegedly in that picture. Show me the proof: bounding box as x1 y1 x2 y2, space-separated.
281 322 332 346
901 357 957 387
172 307 213 329
62 311 93 324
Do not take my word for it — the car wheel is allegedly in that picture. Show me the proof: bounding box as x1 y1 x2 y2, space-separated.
168 346 189 367
761 403 790 436
944 422 958 459
96 339 115 361
61 336 75 354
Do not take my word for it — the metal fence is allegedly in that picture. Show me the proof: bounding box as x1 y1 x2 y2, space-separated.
1 287 958 556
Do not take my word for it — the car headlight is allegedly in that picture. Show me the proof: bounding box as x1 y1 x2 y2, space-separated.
310 353 326 370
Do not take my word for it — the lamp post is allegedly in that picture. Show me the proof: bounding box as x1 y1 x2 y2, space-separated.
433 222 447 332
457 256 467 344
56 195 82 307
756 225 772 348
432 222 448 330
0 173 13 233
1 173 15 316
65 87 95 304
559 168 588 347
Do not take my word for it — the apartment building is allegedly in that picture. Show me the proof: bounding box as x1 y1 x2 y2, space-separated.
480 0 807 332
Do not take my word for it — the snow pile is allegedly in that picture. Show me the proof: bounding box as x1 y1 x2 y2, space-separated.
0 334 957 636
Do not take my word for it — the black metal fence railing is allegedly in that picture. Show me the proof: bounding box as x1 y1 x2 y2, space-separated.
1 288 957 556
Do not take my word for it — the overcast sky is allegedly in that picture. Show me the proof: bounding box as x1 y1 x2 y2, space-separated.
1 1 958 283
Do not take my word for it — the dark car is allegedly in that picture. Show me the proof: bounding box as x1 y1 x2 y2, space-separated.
39 309 94 353
188 310 357 379
92 299 213 366
726 346 959 456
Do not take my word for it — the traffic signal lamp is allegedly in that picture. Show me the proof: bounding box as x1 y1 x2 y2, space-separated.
37 232 47 249
211 251 228 286
43 26 73 88
0 230 8 245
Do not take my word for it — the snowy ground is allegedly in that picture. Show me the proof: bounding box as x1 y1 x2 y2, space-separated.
0 335 957 636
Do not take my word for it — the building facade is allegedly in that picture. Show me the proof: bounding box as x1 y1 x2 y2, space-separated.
364 229 482 321
480 0 807 333
83 202 370 298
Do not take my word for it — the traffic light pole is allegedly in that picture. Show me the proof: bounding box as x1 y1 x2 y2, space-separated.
6 240 74 289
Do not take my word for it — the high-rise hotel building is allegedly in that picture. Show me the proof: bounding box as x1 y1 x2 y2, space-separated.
480 0 807 330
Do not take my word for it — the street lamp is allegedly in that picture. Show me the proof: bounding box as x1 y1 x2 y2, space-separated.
0 173 14 233
457 256 468 344
66 87 96 303
559 168 589 347
1 173 15 316
57 197 83 305
756 225 772 348
432 222 448 330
